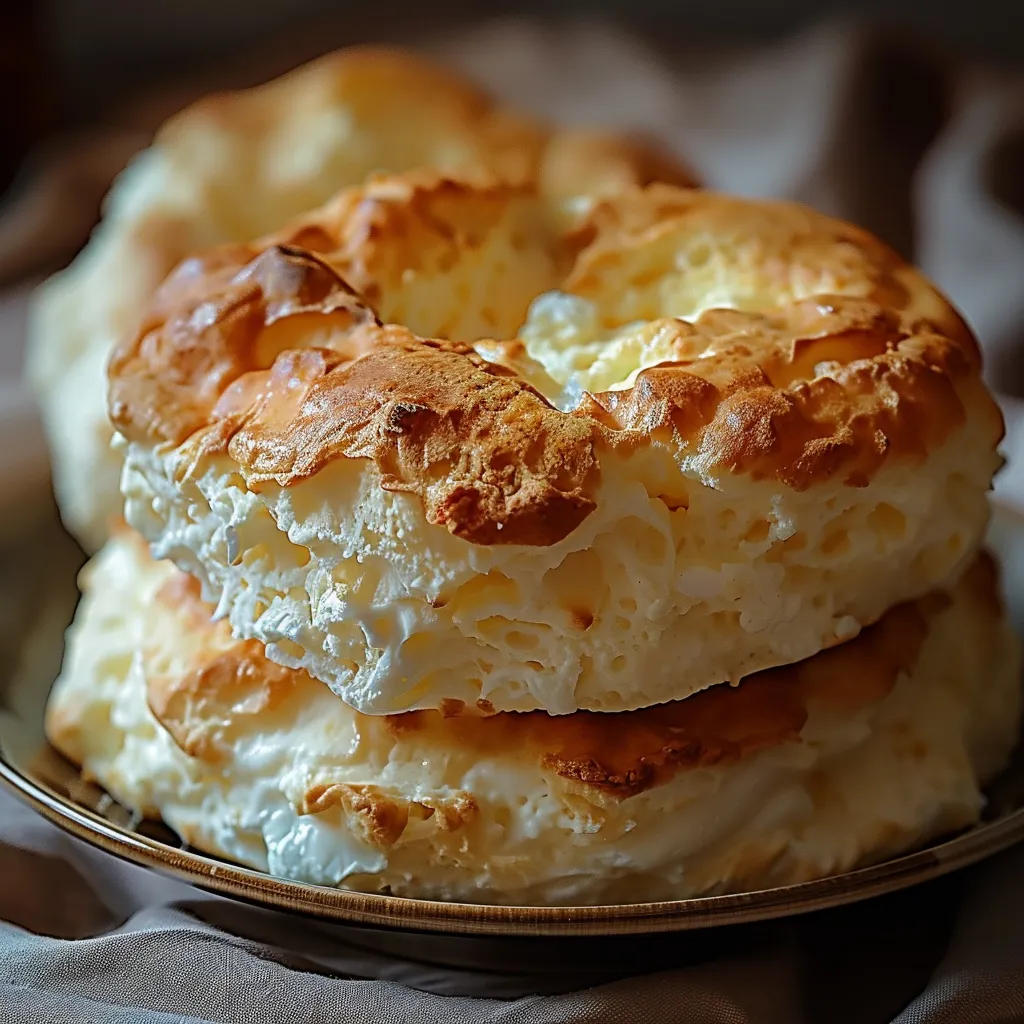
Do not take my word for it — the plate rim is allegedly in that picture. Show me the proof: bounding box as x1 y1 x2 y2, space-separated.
4 752 1024 937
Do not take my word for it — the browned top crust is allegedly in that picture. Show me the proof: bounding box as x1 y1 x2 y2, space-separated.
212 329 600 545
584 299 975 490
110 176 1002 546
142 550 999 805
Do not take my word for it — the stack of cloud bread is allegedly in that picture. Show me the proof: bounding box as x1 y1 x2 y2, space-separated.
38 50 1021 908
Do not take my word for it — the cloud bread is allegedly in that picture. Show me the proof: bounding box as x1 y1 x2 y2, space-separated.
113 173 1003 714
28 46 696 552
45 532 1021 905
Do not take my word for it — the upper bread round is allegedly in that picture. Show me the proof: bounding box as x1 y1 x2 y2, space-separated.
112 171 1004 715
27 45 696 552
45 531 1022 904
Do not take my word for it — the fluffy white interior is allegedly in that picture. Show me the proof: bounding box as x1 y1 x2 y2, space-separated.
122 408 995 714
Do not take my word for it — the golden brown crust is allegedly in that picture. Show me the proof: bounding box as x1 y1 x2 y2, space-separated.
110 172 562 443
212 329 600 545
110 177 999 547
587 298 977 490
300 783 412 847
110 242 381 446
144 573 300 761
138 548 994 808
299 783 478 848
566 185 970 336
567 187 1000 490
111 174 600 545
272 172 569 327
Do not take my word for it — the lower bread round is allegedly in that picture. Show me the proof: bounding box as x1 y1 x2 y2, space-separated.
46 531 1021 906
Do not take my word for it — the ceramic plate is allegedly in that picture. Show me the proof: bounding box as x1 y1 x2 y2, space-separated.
3 503 1024 938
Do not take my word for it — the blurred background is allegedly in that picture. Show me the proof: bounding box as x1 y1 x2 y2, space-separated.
6 0 1024 198
32 0 1024 110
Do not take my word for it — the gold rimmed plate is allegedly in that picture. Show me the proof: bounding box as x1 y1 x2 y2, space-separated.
2 502 1024 939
